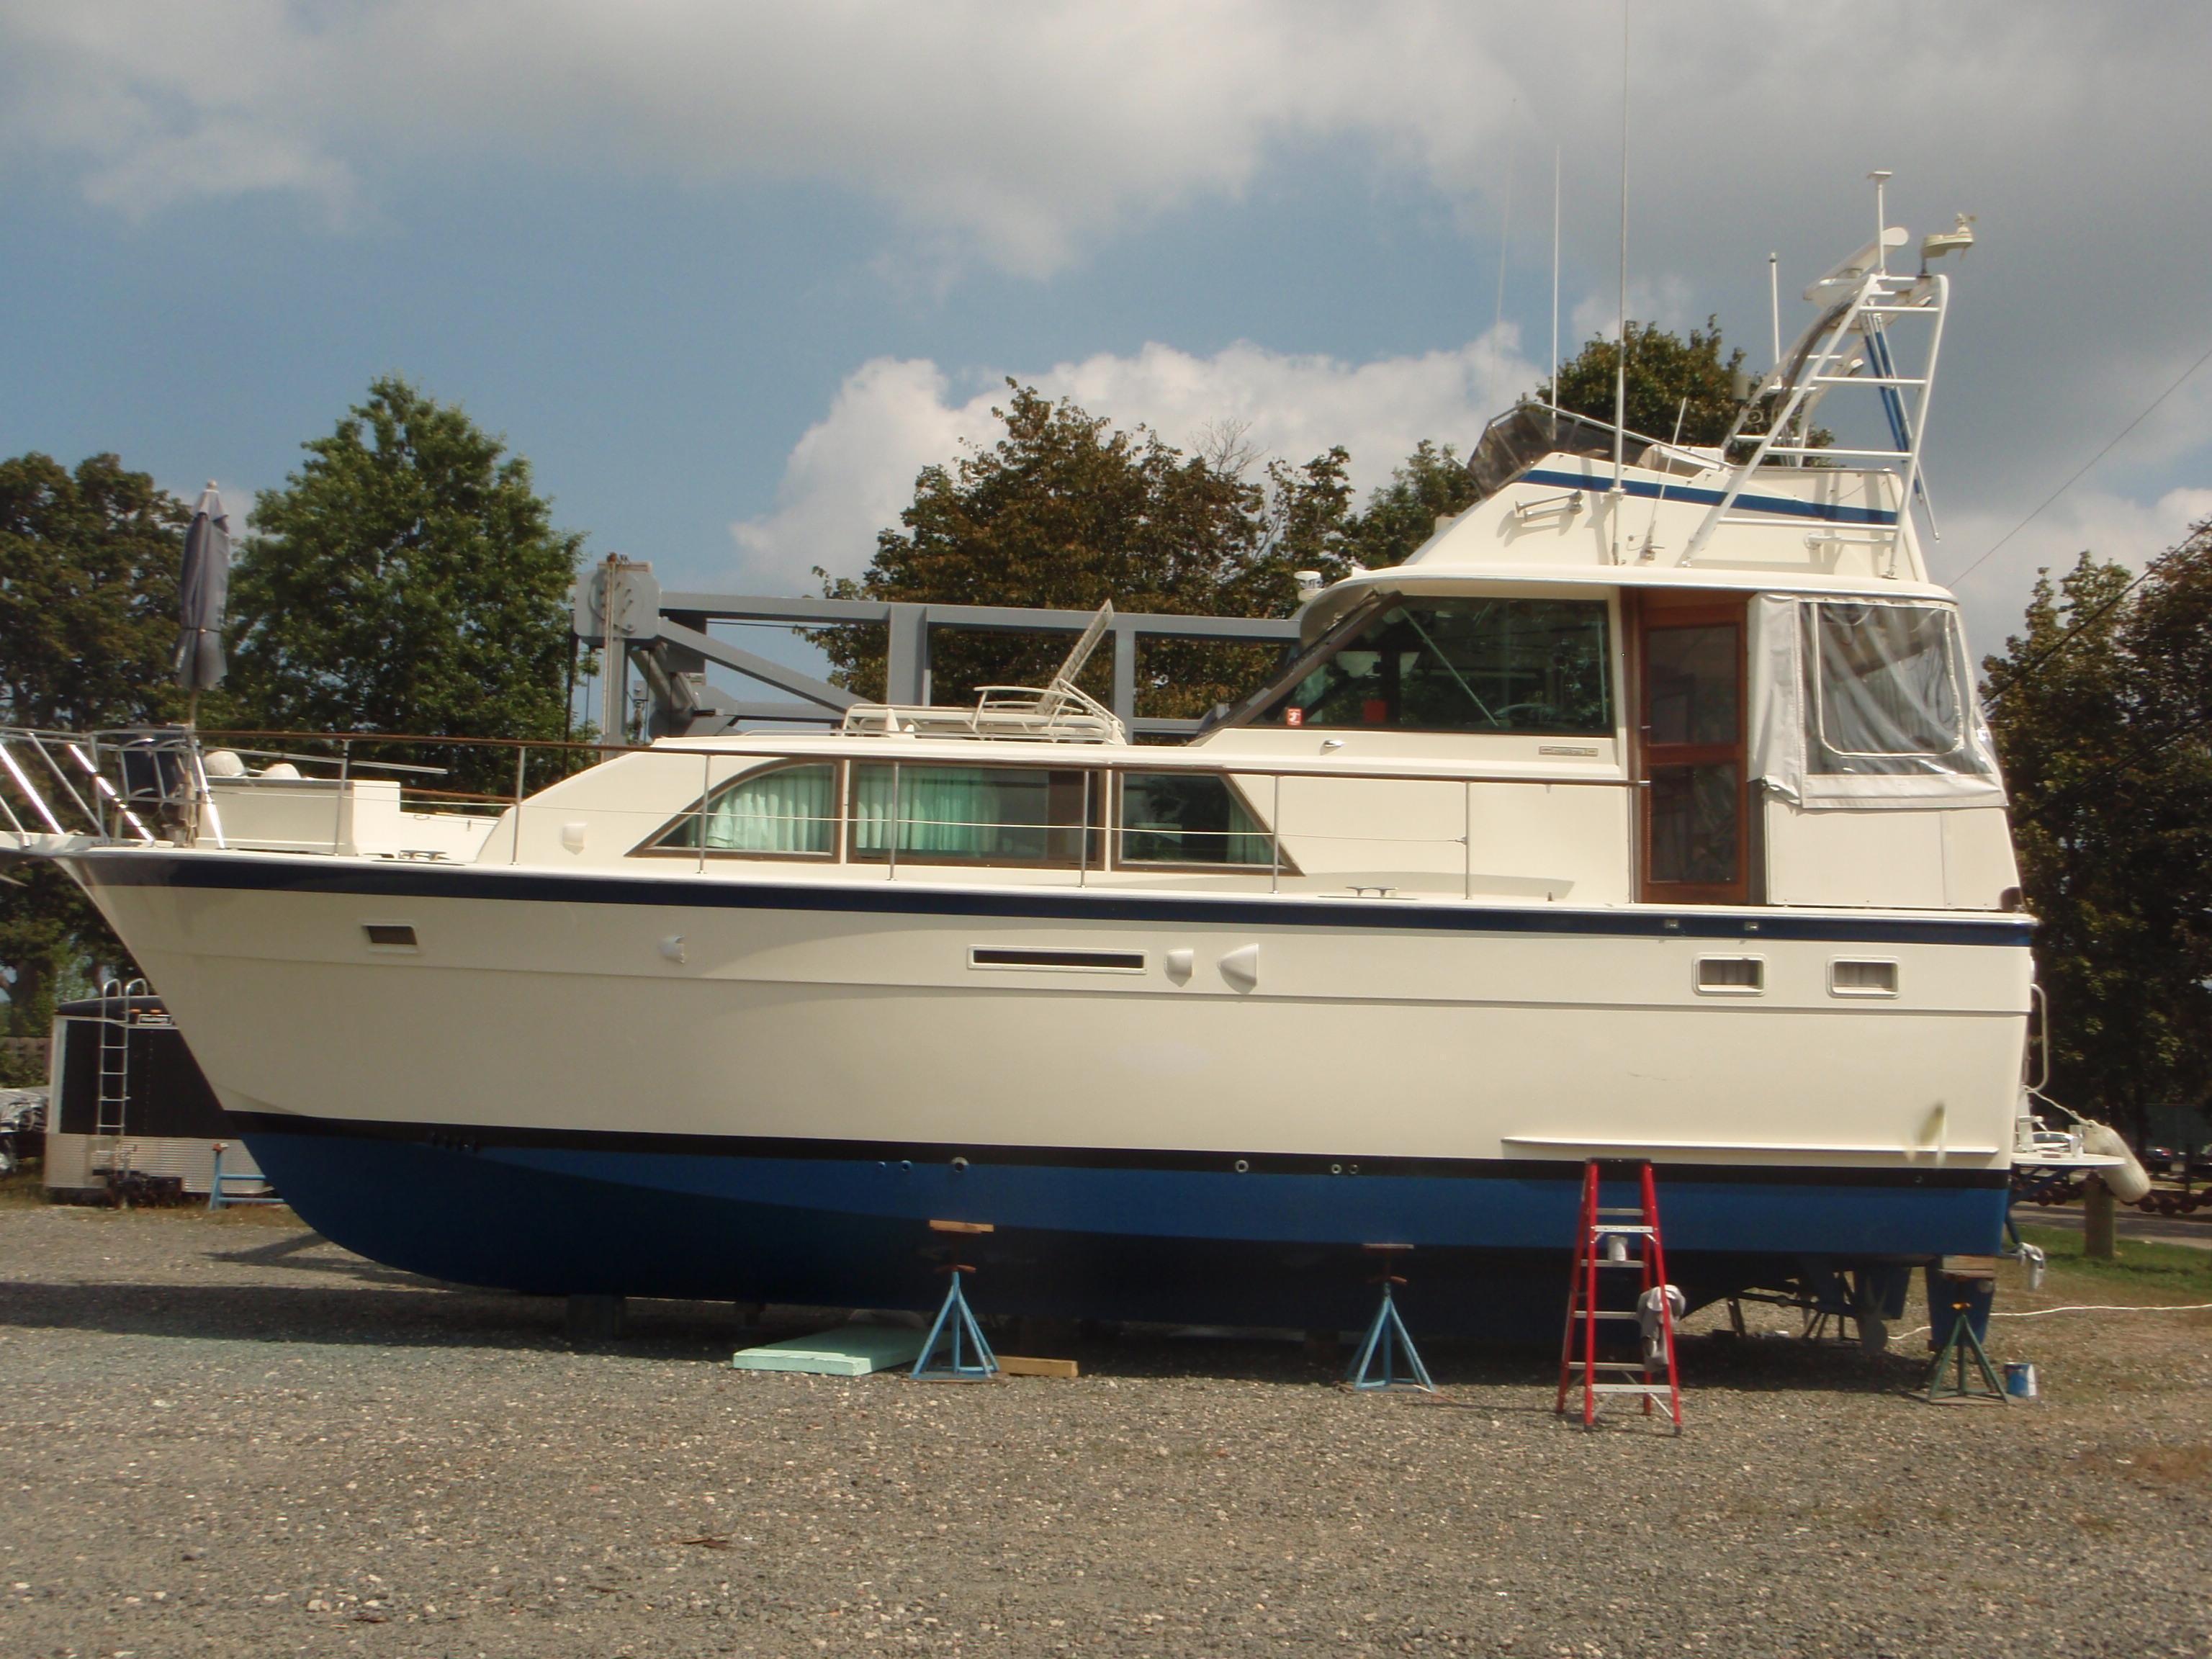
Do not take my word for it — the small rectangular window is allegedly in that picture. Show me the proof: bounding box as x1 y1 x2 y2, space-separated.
850 764 1099 866
1117 773 1272 867
1695 956 1763 994
362 923 418 950
970 946 1145 973
1830 958 1899 997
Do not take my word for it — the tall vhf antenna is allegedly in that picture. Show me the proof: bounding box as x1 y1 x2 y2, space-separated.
1550 145 1562 398
1610 0 1629 556
1493 99 1519 344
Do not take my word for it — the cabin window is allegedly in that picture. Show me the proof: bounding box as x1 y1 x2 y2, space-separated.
1259 597 1611 734
850 764 1098 866
655 762 837 855
1805 603 1982 774
1116 773 1272 867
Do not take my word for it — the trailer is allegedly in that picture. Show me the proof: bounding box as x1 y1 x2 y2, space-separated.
42 986 271 1205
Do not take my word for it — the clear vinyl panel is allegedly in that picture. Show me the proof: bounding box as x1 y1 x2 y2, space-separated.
1805 603 1987 777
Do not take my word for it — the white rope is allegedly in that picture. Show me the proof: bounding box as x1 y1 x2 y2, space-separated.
1894 1300 2212 1341
1990 1301 2212 1319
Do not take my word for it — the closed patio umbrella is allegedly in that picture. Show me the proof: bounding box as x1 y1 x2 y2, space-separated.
175 482 230 724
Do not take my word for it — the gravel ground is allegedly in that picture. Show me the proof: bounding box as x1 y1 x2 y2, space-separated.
1 1190 2208 1659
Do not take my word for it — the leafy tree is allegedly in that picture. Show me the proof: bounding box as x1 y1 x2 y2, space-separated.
819 325 1804 719
0 452 188 1045
817 385 1359 719
222 378 585 794
1546 317 1750 448
1539 315 1824 459
0 452 187 730
1984 536 2212 1141
1340 439 1484 570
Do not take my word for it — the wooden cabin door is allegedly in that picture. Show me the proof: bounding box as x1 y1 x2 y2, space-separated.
1635 597 1749 904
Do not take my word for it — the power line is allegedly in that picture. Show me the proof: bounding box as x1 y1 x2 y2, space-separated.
1947 338 2212 589
1982 565 2154 707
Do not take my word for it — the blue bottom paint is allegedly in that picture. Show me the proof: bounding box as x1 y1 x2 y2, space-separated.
243 1131 2008 1339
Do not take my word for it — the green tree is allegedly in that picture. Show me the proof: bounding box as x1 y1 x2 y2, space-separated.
223 378 585 794
1984 536 2212 1141
817 385 1358 719
0 452 187 1045
1545 316 1784 450
1340 439 1484 570
0 452 187 730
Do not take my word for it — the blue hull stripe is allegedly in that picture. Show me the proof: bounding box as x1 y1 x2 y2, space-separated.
85 853 2035 950
1520 467 1900 526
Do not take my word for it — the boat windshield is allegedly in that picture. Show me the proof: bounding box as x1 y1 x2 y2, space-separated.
1244 595 1614 735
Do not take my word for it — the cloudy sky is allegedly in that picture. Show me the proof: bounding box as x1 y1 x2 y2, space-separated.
4 0 2209 657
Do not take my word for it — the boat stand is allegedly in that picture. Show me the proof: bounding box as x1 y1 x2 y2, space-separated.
1923 1261 2006 1405
206 1141 282 1211
1347 1246 1435 1393
912 1264 999 1382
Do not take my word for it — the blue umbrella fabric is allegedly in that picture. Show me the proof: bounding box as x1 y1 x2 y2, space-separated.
175 482 230 698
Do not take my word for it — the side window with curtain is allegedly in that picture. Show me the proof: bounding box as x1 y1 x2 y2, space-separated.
850 764 1099 866
1804 603 1985 775
653 762 837 855
1116 773 1272 866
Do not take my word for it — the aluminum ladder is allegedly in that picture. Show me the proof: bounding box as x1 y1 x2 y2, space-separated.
94 977 147 1149
1555 1160 1683 1431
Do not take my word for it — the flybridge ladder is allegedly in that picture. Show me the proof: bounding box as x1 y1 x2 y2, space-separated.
1683 212 1974 575
1555 1161 1683 1432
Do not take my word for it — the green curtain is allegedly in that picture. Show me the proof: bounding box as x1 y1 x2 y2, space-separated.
851 765 1058 860
697 763 834 853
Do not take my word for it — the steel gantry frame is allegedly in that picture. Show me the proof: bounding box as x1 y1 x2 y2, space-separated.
574 560 1301 742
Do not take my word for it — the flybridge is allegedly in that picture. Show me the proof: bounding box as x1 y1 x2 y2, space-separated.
1689 206 1976 568
1444 198 1973 585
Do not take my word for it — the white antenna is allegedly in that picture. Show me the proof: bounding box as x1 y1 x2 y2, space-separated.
1493 99 1519 344
1869 169 1892 271
1610 0 1629 543
1550 146 1562 398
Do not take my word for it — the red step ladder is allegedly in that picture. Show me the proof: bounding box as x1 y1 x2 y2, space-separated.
1555 1160 1683 1431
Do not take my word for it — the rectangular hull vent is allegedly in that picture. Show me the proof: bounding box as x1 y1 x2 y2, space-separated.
1695 956 1763 994
1830 958 1899 997
971 946 1144 973
363 924 418 950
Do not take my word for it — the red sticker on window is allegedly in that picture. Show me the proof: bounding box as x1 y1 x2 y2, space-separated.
1284 707 1304 727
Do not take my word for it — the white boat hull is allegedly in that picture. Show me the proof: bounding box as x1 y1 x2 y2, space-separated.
71 848 2024 1334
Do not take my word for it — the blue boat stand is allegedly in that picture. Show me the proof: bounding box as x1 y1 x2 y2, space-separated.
912 1264 999 1381
207 1141 282 1210
1347 1246 1436 1393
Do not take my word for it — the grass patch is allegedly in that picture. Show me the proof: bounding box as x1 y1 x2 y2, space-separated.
2018 1225 2212 1300
0 1168 48 1207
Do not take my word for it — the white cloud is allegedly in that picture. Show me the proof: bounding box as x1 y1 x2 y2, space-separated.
1945 485 2212 657
730 330 1538 589
0 0 1517 274
8 1 2212 620
1568 276 1697 351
